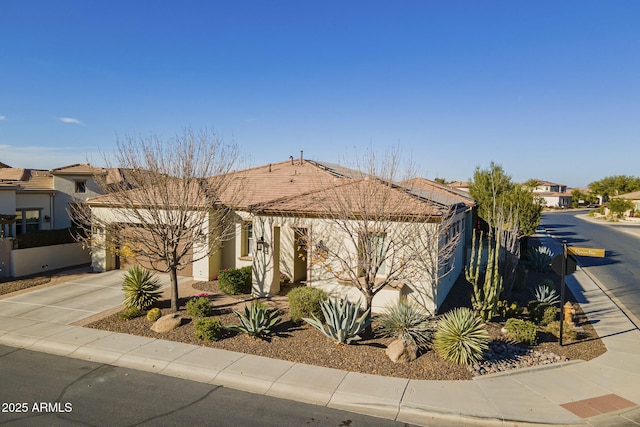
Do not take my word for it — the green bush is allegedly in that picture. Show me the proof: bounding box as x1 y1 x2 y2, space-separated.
185 296 213 318
227 300 280 339
504 318 538 345
287 286 327 324
528 300 554 325
433 308 489 365
118 306 143 321
122 265 162 310
543 321 578 342
218 266 252 295
378 300 433 350
146 307 162 322
194 317 223 341
540 305 557 326
497 300 523 319
304 298 372 345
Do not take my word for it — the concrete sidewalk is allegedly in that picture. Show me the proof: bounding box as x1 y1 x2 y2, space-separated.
1 244 640 426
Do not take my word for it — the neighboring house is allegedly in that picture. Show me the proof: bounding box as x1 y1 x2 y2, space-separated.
448 181 471 193
608 191 640 218
0 167 56 237
50 164 110 229
88 158 475 313
532 180 571 208
0 163 125 236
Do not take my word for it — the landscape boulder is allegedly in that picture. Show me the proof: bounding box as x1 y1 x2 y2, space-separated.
151 313 183 333
385 338 417 363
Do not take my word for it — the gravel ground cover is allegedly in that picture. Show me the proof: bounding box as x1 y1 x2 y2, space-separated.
86 272 606 381
1 264 606 381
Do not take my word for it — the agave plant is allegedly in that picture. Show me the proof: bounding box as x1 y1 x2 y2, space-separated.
303 297 372 344
122 265 162 310
534 284 560 305
528 246 554 271
378 300 433 350
433 307 489 365
227 300 280 339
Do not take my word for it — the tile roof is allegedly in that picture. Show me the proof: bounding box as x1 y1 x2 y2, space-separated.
88 158 473 219
0 168 26 181
403 177 475 208
614 191 640 200
249 178 445 219
0 168 54 191
51 163 106 175
217 160 340 208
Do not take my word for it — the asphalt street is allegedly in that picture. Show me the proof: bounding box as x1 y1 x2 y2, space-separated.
0 345 415 427
541 210 640 327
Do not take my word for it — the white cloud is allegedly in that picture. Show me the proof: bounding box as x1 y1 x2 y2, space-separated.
0 115 6 121
59 117 83 125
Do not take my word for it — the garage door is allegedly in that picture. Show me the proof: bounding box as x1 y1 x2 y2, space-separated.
117 226 193 277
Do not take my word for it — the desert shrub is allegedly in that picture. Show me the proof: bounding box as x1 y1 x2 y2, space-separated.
194 317 223 341
497 300 523 319
528 246 553 271
218 266 252 295
504 318 538 345
227 300 280 339
304 298 372 345
146 307 162 322
186 296 213 318
118 306 143 321
122 265 162 310
539 305 557 326
543 321 578 342
288 286 327 324
378 300 433 350
528 300 557 325
433 307 489 365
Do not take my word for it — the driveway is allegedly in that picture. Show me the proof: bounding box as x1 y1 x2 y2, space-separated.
0 270 186 326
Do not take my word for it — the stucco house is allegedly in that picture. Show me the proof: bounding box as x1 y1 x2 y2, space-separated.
0 163 125 237
87 158 475 313
532 180 572 208
0 167 56 237
608 191 640 219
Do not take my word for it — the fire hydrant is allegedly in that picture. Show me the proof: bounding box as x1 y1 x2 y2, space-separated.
564 301 576 326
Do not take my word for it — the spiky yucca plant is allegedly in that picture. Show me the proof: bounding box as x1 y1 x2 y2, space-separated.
378 300 433 350
122 265 162 310
303 297 372 344
227 300 280 339
433 307 489 365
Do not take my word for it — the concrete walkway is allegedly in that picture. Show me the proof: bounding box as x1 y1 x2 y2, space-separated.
1 239 640 425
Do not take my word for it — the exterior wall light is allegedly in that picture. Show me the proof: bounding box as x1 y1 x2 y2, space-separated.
256 236 266 251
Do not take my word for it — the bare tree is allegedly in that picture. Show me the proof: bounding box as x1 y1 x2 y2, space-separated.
73 128 239 311
301 149 465 321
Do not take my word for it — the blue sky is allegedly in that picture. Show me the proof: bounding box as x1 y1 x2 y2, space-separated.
1 1 638 187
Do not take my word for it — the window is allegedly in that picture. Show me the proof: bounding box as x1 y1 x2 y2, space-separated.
358 232 387 276
241 222 253 257
75 180 86 193
15 209 41 234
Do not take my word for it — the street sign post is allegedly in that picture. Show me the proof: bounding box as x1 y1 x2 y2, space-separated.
556 243 606 345
567 246 605 258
